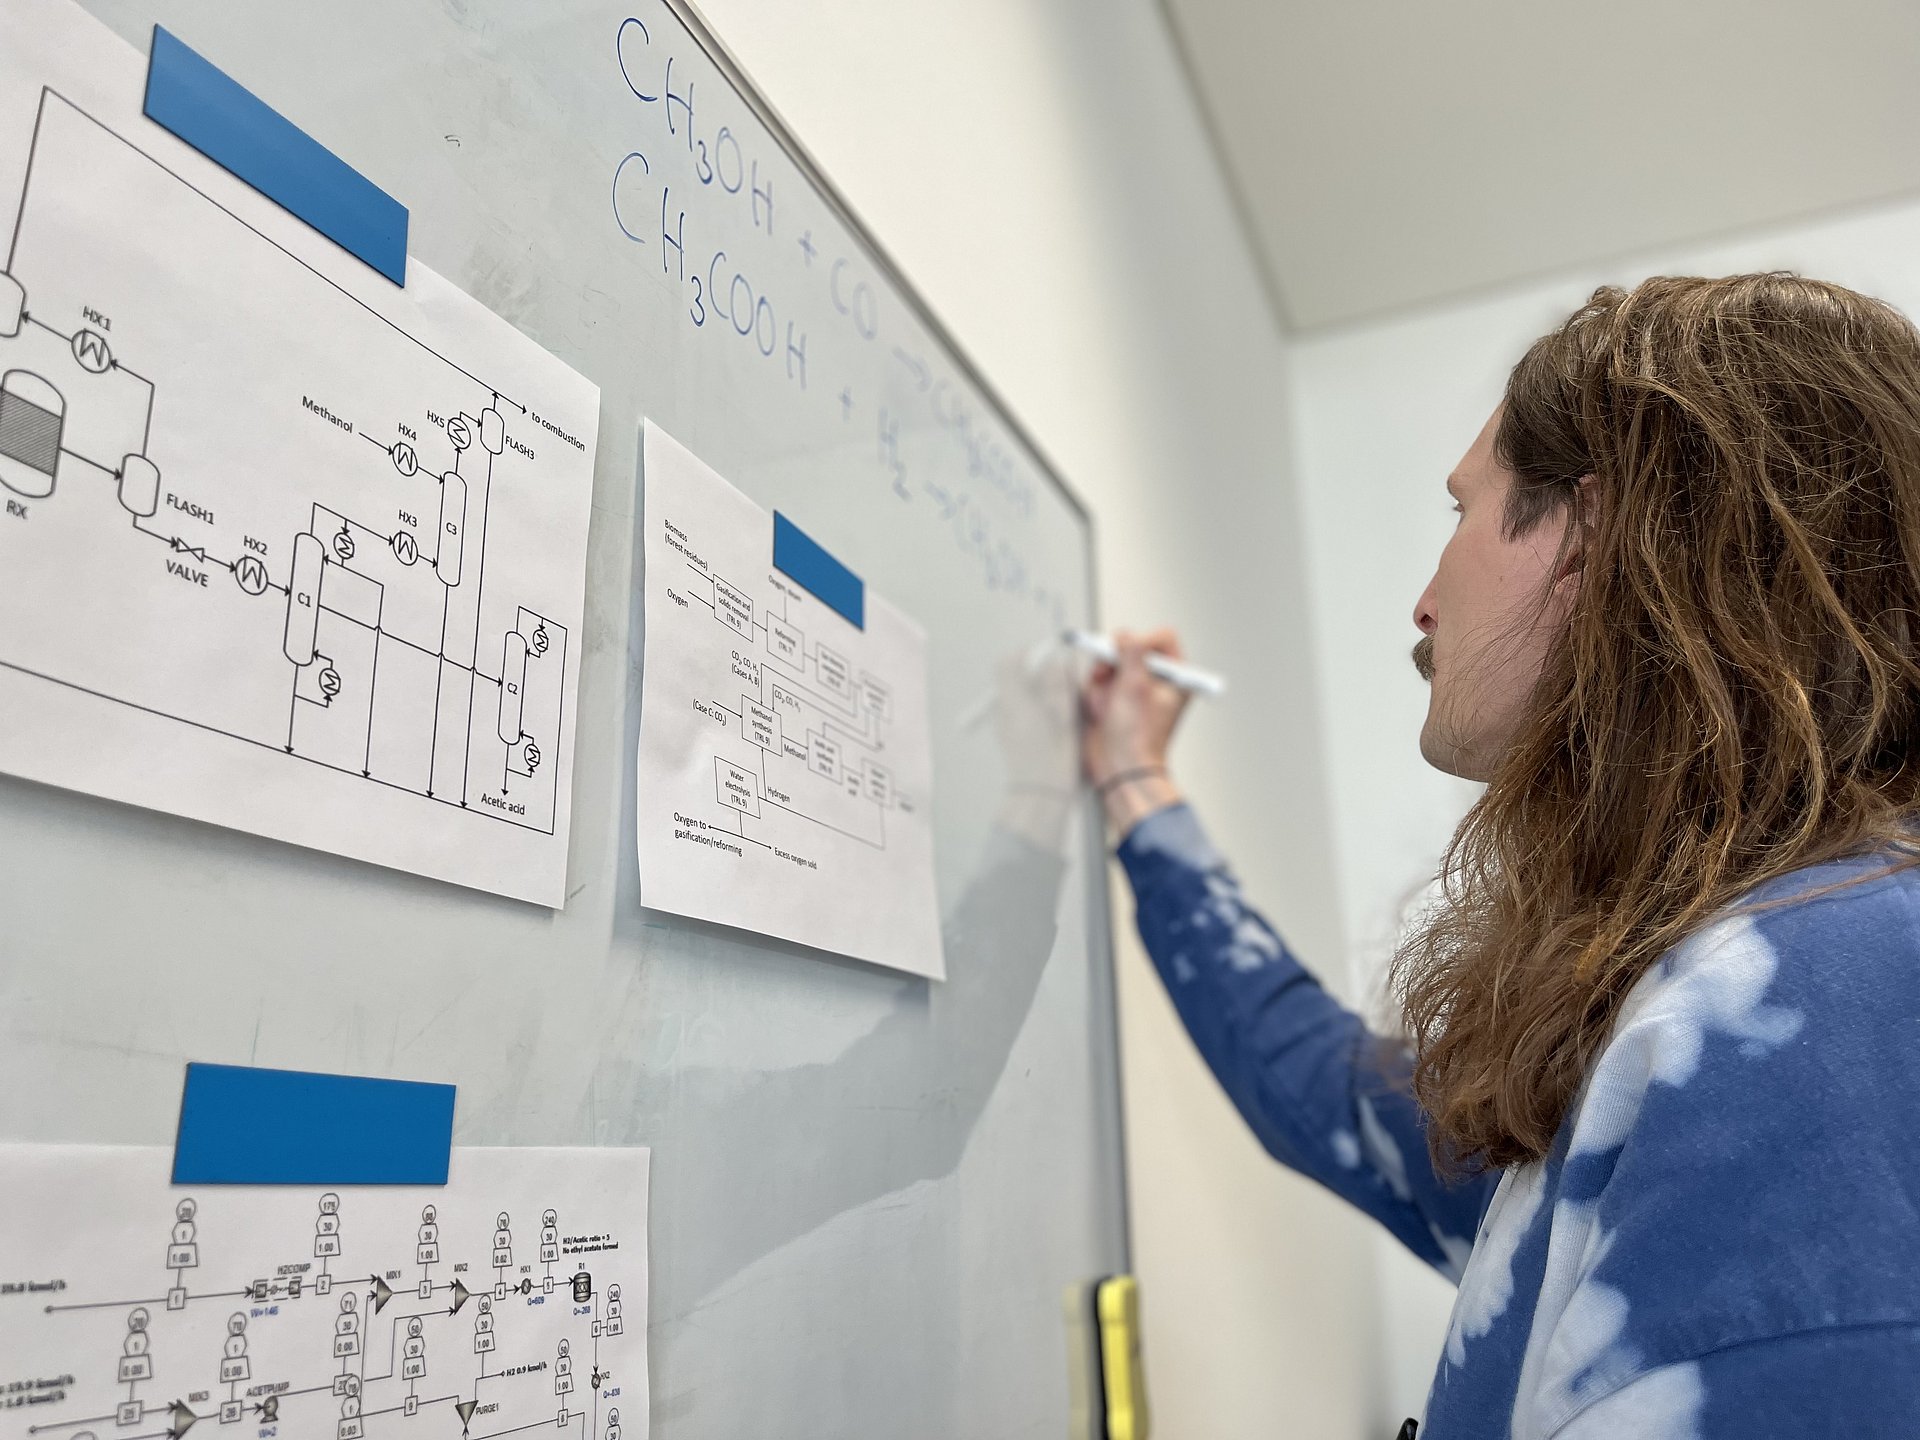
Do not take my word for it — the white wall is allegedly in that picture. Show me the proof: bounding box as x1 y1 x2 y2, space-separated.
1163 0 1920 328
690 1 1384 1435
1289 193 1920 1423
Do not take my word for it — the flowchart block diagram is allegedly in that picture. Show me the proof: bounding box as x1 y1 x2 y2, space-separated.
741 698 782 753
636 422 945 979
714 756 761 818
0 1145 652 1440
0 0 600 905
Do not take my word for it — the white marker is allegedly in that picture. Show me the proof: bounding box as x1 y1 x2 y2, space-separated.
1065 630 1226 698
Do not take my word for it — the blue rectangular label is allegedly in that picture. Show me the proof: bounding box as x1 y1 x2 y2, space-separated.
173 1063 455 1185
773 512 865 630
143 26 409 286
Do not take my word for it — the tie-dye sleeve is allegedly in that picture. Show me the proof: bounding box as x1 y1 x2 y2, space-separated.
1116 803 1493 1279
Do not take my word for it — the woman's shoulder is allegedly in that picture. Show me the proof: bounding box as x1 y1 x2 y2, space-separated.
1634 847 1920 1033
1501 850 1920 1433
1547 850 1920 1358
1587 848 1920 1163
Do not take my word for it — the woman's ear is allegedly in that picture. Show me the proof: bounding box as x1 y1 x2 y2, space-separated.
1555 474 1598 586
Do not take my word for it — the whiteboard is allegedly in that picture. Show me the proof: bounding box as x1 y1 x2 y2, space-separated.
0 2 1128 1437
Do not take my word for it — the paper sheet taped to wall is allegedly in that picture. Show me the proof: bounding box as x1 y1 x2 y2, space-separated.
636 422 944 978
0 1144 651 1440
0 0 600 905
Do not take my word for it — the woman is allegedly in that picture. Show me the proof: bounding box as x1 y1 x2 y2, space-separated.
1083 274 1920 1438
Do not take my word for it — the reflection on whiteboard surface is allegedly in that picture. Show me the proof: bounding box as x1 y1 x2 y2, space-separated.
0 1145 651 1440
637 422 943 979
0 0 600 906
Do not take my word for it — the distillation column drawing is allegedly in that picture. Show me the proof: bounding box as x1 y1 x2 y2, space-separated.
0 280 569 825
0 52 598 904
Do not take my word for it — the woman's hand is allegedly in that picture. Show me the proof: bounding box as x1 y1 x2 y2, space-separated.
1080 628 1190 836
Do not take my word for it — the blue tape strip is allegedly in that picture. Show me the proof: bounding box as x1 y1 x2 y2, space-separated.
173 1063 455 1185
773 512 865 630
143 26 409 286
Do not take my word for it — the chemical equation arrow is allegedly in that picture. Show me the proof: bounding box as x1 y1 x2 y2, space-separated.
889 347 930 392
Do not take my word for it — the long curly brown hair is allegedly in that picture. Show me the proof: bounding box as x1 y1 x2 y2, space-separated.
1393 273 1920 1173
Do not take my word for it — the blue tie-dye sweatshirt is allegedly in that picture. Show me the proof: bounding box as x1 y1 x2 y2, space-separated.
1117 803 1920 1439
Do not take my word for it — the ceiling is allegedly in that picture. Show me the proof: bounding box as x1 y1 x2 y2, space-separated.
1159 0 1920 331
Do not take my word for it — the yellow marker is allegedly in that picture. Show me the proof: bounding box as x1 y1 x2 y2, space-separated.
1095 1274 1148 1440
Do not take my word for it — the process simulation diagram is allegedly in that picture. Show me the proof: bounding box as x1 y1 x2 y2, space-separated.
0 1146 651 1440
0 0 600 905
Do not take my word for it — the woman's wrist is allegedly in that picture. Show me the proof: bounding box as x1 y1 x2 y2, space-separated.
1101 769 1182 838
